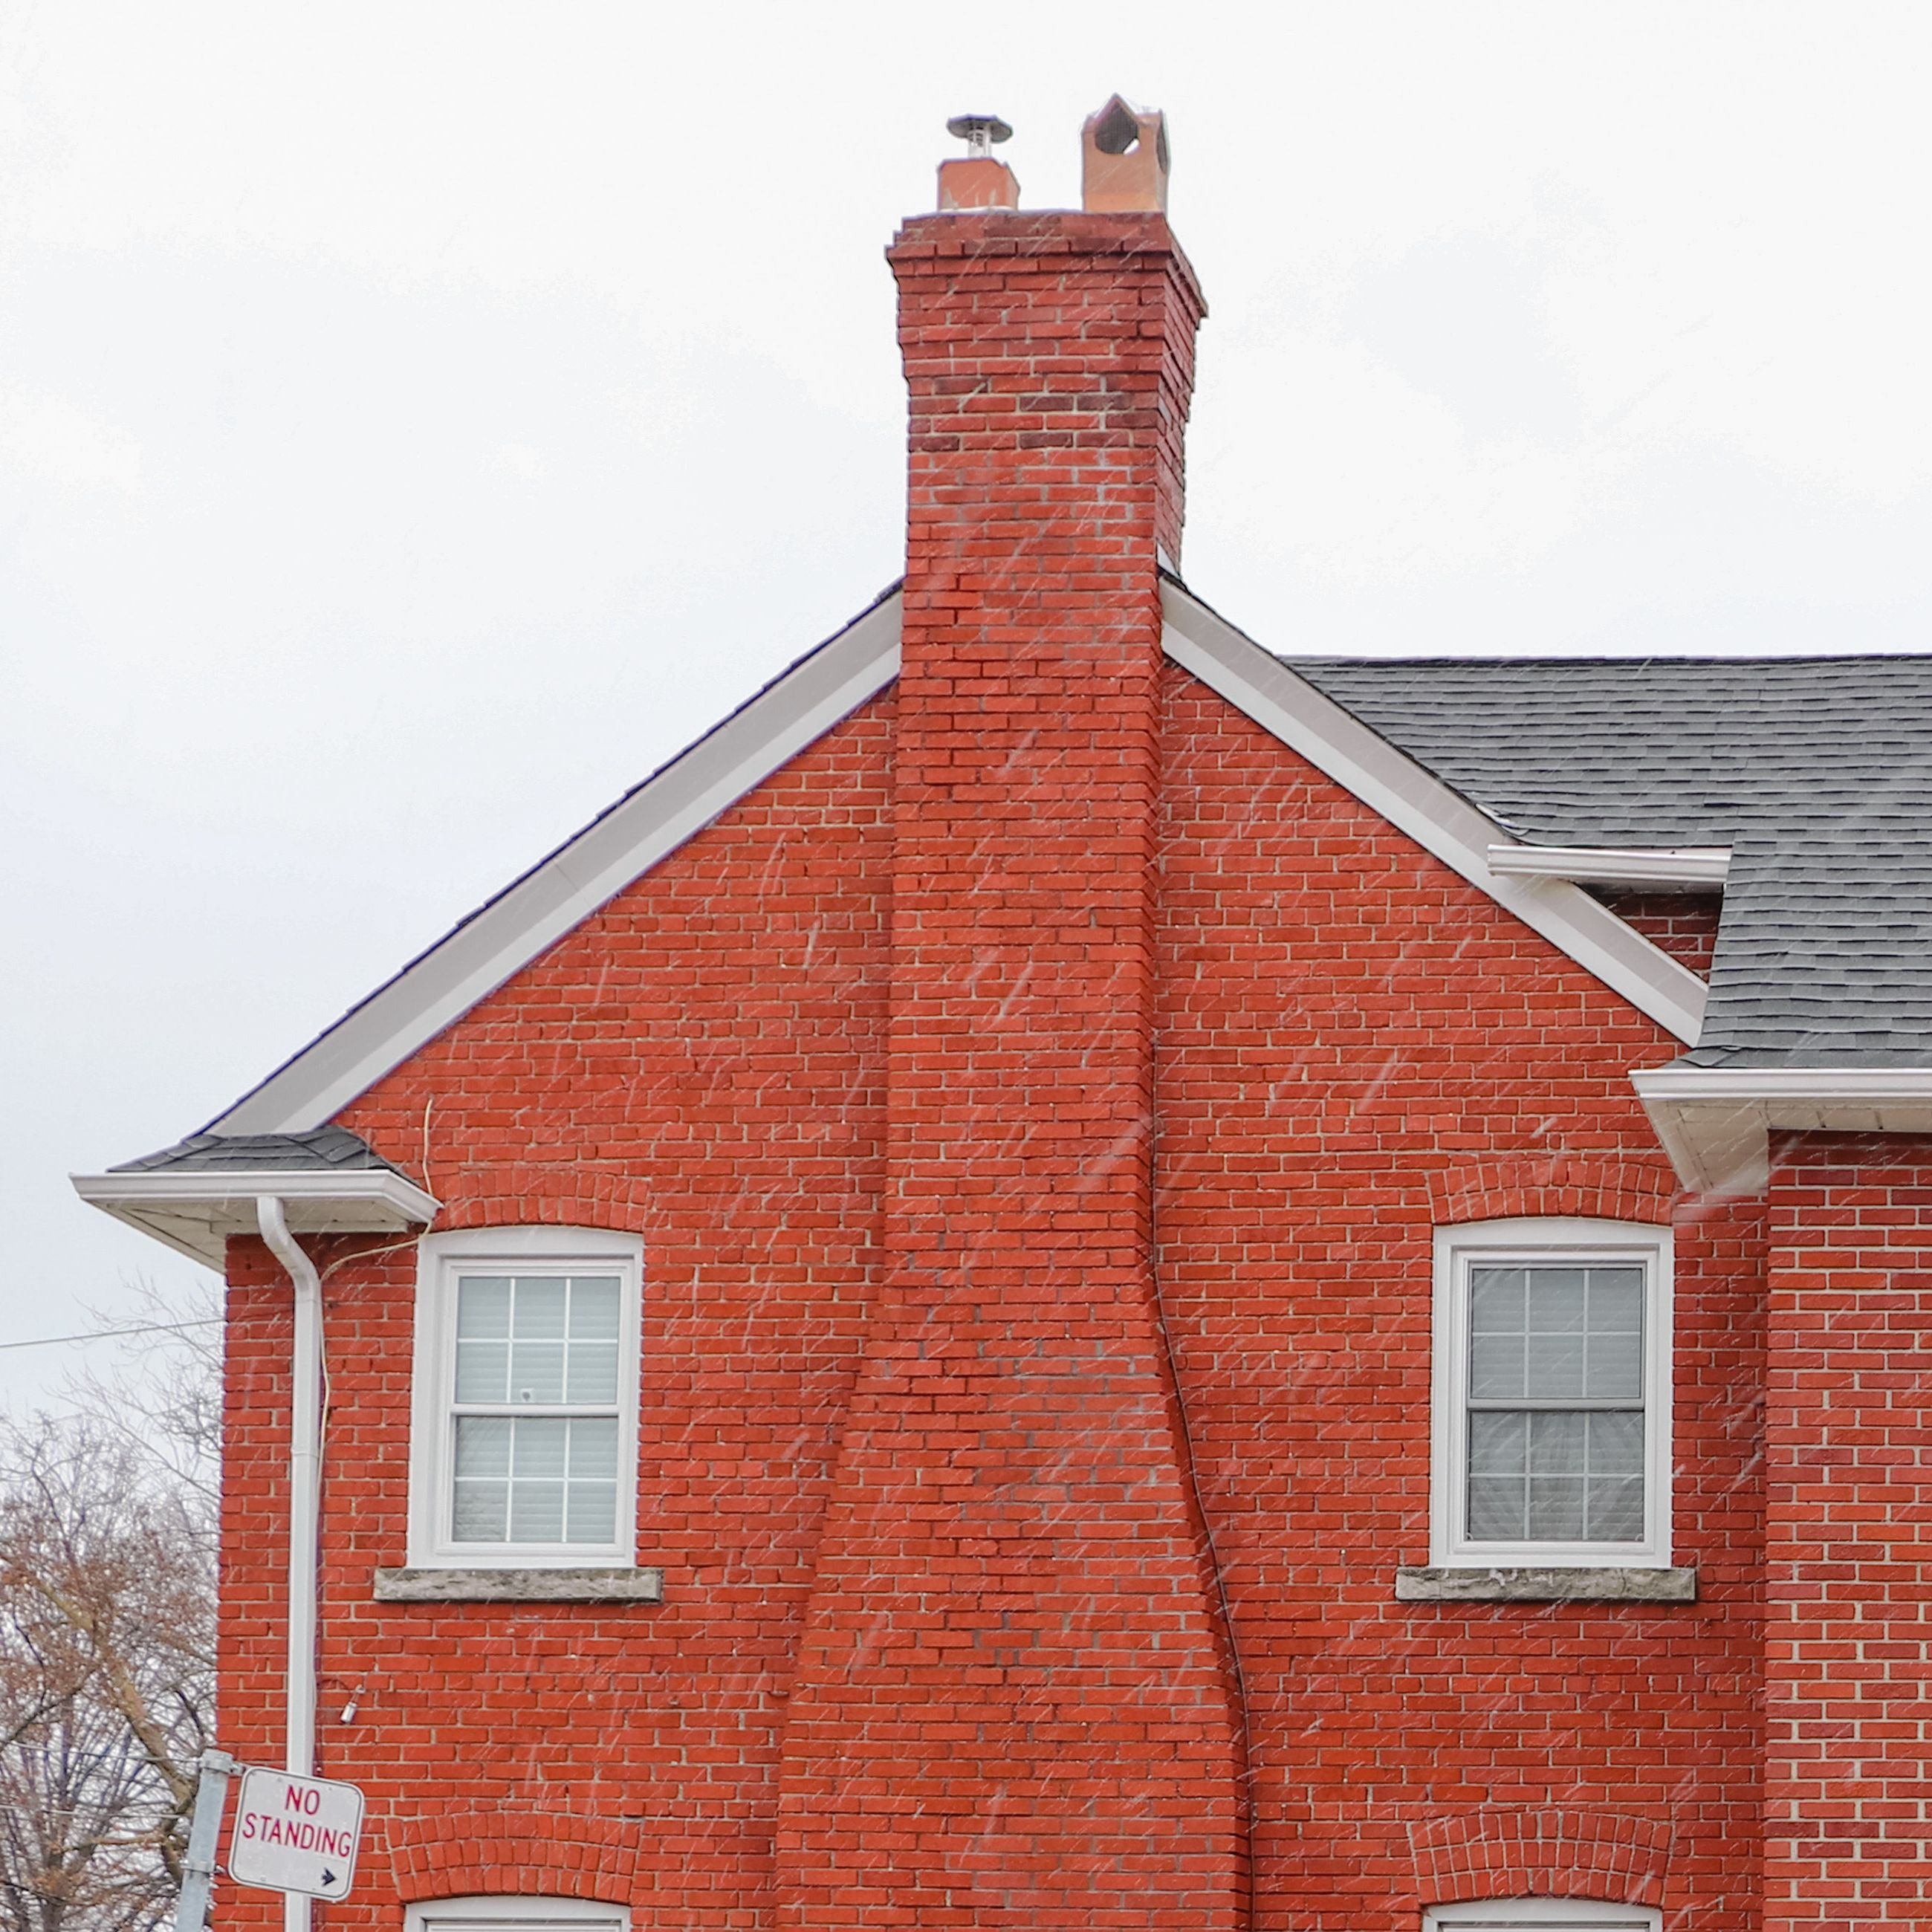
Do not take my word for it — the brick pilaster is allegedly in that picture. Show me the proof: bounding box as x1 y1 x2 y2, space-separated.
1767 1132 1932 1925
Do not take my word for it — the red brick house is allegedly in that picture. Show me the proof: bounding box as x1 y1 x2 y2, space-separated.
74 100 1932 1932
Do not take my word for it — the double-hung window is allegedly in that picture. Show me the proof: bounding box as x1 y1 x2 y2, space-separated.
1432 1218 1671 1570
409 1226 642 1569
407 1899 629 1932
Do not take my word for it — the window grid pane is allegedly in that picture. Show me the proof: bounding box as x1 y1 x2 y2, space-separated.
1465 1260 1647 1546
450 1269 628 1549
452 1415 622 1547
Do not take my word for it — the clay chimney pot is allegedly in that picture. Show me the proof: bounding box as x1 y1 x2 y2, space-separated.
937 111 1020 211
1080 94 1170 213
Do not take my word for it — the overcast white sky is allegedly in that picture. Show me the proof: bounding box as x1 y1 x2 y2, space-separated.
7 2 1931 1406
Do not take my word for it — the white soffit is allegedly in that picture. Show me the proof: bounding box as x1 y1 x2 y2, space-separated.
70 1169 441 1269
1633 1065 1932 1193
1158 581 1708 1047
1485 843 1730 889
207 591 904 1135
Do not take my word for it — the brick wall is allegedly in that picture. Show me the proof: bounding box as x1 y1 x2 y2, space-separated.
1153 667 1764 1928
1586 888 1722 978
221 702 896 1932
213 675 1775 1929
1766 1132 1932 1926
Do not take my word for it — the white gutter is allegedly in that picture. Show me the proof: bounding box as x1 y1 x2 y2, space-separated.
1633 1064 1932 1190
71 1167 438 1269
1485 843 1730 889
254 1197 320 1932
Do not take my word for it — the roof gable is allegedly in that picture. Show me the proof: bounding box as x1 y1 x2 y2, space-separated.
209 587 901 1133
201 578 1720 1140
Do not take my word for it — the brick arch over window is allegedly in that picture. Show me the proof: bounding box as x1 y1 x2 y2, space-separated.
427 1164 638 1234
1429 1157 1676 1230
1409 1809 1674 1909
386 1810 641 1905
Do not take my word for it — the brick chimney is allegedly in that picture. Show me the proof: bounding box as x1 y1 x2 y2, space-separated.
774 107 1242 1927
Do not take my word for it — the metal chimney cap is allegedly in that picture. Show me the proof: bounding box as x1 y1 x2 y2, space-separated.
946 113 1013 150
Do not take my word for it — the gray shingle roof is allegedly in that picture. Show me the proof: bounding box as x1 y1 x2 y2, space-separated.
1286 655 1932 1067
110 1126 401 1175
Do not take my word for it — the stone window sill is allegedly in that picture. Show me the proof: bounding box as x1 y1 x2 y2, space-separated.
373 1566 664 1604
1394 1564 1697 1604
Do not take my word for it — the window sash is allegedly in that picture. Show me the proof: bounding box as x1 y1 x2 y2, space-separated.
407 1896 630 1932
1465 1397 1641 1411
1432 1222 1670 1569
409 1231 641 1569
1460 1255 1653 1552
450 1411 622 1546
1424 1904 1659 1930
444 1269 624 1552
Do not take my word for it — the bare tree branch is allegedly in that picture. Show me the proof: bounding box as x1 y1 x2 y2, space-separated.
0 1305 218 1932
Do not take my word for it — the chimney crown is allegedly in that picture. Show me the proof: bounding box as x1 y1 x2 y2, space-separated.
1080 95 1170 213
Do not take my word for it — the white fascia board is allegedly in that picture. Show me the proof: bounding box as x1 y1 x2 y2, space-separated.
1158 582 1708 1046
71 1168 441 1218
1633 1064 1932 1193
207 591 903 1135
1485 843 1730 889
71 1167 440 1268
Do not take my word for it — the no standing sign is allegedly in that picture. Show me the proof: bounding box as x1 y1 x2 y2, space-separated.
227 1769 366 1901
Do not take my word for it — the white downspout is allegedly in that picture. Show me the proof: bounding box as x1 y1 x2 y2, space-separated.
256 1197 319 1932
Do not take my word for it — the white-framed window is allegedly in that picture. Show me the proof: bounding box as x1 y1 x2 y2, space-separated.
1431 1217 1672 1570
406 1898 628 1932
408 1226 643 1569
1424 1904 1660 1929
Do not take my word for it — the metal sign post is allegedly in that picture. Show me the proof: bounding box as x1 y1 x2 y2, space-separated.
173 1750 238 1932
168 1754 366 1928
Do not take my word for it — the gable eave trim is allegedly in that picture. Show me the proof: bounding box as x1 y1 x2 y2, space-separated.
1158 579 1707 1048
189 574 1708 1144
206 589 904 1135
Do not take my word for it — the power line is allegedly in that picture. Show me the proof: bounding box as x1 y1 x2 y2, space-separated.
0 1320 220 1355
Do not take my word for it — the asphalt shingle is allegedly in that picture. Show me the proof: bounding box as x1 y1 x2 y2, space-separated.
1286 655 1932 1067
110 1125 400 1174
